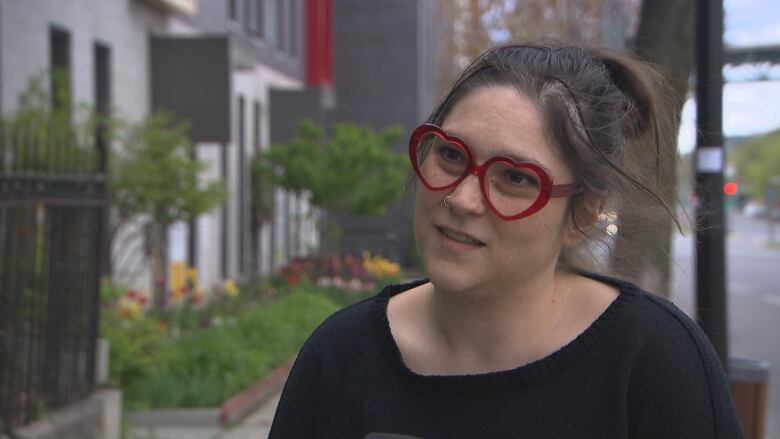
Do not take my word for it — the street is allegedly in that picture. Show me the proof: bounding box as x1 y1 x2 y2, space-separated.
671 211 780 439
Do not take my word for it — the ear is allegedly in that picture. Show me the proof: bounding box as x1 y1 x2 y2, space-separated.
562 194 604 246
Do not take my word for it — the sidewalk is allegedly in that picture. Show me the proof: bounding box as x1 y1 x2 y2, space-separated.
219 393 281 439
129 392 281 439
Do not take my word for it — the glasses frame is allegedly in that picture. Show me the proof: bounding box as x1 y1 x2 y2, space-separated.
409 124 582 221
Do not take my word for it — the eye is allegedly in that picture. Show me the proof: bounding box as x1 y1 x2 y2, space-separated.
503 169 539 188
436 144 465 163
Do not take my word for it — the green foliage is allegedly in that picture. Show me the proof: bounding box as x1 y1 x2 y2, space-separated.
110 111 225 226
101 313 173 400
733 130 780 198
107 288 339 409
0 70 111 173
256 119 408 216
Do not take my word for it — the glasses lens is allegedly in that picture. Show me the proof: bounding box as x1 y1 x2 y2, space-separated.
415 132 468 189
484 161 542 217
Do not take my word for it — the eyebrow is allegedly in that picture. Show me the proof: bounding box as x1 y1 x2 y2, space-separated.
443 127 555 176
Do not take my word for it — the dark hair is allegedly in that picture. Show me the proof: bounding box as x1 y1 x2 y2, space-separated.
424 43 681 277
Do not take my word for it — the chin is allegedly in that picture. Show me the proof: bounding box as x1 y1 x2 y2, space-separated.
423 256 481 294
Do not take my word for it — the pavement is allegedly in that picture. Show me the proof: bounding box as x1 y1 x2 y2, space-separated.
219 394 280 439
129 395 281 439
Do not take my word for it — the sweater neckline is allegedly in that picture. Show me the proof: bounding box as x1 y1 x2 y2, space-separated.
370 274 641 391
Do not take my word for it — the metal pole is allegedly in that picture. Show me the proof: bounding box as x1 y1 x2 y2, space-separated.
695 0 728 370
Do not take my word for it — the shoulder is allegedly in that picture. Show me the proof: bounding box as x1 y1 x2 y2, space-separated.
596 276 743 438
628 286 720 370
585 273 713 359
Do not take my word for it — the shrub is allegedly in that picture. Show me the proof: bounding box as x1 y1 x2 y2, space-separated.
118 289 338 409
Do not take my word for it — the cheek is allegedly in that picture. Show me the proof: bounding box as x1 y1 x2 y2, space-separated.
494 209 568 253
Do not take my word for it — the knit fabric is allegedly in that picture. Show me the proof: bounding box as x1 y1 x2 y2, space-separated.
269 275 744 439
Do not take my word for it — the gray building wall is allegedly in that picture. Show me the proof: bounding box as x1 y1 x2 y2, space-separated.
330 0 438 264
186 0 304 79
151 36 232 142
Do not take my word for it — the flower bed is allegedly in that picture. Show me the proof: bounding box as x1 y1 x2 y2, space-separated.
102 287 338 409
101 253 403 410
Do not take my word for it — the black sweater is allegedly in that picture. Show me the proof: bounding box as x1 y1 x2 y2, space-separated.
269 276 744 439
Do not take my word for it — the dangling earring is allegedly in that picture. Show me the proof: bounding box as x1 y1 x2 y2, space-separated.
597 209 619 236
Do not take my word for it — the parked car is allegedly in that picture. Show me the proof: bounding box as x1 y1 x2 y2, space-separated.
743 201 767 219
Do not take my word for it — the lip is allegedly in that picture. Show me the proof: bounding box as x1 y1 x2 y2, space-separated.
435 225 486 249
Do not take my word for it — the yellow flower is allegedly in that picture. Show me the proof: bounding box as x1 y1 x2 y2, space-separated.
170 261 186 293
186 267 199 284
363 253 401 279
119 297 142 319
224 280 239 298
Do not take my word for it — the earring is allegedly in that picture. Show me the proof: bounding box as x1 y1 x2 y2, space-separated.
598 210 619 236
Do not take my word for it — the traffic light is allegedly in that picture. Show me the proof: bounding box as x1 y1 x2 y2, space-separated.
724 182 738 196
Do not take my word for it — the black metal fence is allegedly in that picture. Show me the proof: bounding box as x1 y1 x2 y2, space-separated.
0 119 106 430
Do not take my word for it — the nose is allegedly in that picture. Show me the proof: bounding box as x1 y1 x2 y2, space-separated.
445 173 487 216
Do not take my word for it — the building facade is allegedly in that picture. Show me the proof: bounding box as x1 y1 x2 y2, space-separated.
0 0 439 294
0 0 325 294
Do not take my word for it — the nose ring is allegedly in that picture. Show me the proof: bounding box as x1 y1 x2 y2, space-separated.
443 195 452 209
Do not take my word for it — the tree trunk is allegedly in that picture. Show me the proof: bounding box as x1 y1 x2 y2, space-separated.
318 210 342 255
617 0 695 296
148 221 169 308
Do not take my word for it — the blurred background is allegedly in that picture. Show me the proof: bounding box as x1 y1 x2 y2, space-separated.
0 0 778 438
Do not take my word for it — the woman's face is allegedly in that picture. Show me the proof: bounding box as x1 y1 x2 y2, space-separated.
414 85 578 297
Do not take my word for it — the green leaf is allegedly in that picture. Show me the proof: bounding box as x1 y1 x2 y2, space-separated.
255 119 409 217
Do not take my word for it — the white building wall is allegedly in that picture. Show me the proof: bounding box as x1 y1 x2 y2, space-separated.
1 0 315 294
192 143 223 291
0 0 166 120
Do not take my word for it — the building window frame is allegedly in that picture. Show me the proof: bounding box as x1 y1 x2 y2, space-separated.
49 25 72 112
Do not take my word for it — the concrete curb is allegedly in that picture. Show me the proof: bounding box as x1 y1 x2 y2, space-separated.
218 357 294 426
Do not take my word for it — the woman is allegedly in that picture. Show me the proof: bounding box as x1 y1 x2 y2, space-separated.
269 44 744 438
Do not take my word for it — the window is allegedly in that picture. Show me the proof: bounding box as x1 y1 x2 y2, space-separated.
50 27 71 111
228 0 238 20
94 43 111 170
243 0 260 35
289 0 299 56
263 0 278 46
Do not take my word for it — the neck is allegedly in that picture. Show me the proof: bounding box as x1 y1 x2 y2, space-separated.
426 269 575 371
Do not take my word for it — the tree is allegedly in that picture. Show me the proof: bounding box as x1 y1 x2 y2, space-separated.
110 111 225 305
254 119 407 252
619 0 695 295
1 72 105 174
733 130 780 199
434 0 641 98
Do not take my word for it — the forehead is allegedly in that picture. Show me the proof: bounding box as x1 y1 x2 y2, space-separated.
440 86 568 177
